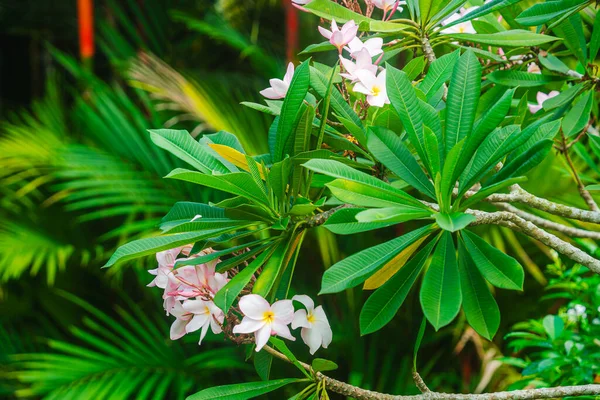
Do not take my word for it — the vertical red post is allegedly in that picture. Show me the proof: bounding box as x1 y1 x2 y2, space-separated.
285 0 299 64
77 0 95 60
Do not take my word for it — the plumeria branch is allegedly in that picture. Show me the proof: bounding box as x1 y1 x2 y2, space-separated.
263 344 600 400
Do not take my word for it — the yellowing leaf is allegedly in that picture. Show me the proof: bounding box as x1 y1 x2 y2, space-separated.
209 144 266 179
363 235 429 290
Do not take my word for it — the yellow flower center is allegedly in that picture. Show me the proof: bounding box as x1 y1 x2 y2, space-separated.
263 311 275 323
372 86 381 97
458 26 466 33
307 312 316 324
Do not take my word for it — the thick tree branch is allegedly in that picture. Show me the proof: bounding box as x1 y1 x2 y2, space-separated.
263 345 600 400
484 186 600 224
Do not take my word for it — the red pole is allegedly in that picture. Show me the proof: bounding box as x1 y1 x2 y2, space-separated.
285 0 299 63
77 0 95 60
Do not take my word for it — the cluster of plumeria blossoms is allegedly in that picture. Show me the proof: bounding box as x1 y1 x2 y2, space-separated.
148 246 332 354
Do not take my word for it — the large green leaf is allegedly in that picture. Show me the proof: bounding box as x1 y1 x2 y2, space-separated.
562 91 593 137
356 207 432 224
186 379 303 400
444 0 522 27
252 237 293 297
367 127 436 199
542 83 583 110
103 228 236 268
320 224 436 294
166 169 270 206
323 207 397 235
326 179 425 208
458 239 500 340
274 60 311 162
590 12 600 62
386 64 427 164
516 0 588 26
486 139 553 186
419 50 460 101
444 30 560 46
553 14 587 65
360 240 436 335
303 159 427 209
459 176 527 210
445 50 481 153
461 230 524 290
433 212 477 232
149 129 229 174
487 71 568 87
420 231 461 330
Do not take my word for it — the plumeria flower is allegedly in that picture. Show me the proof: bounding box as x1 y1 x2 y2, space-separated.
260 62 295 99
527 62 541 74
148 245 192 288
528 90 559 114
346 37 384 58
340 48 377 82
441 7 479 34
291 295 332 355
292 0 312 4
170 299 224 344
318 19 358 53
372 0 405 17
233 294 295 351
354 69 389 107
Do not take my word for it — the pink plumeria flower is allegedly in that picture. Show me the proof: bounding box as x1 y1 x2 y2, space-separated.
232 294 295 351
529 91 559 114
169 300 224 344
372 0 405 15
260 62 295 99
340 49 378 82
148 245 192 288
527 62 541 74
291 295 332 355
354 69 389 107
292 0 312 4
319 19 358 53
346 37 384 58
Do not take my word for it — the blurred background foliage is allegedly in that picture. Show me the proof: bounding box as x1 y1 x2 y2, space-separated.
0 0 599 399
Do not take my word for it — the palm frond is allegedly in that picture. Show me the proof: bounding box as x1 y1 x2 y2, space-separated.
10 290 250 399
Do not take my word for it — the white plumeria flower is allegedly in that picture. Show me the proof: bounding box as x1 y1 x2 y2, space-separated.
346 37 384 58
372 0 405 14
291 295 332 355
527 62 541 74
340 48 378 82
318 19 358 53
441 7 479 34
292 0 312 4
233 294 295 351
528 90 559 114
260 62 295 99
354 69 389 108
169 299 224 344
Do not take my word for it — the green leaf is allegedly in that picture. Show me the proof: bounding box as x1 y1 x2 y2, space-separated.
486 139 553 186
326 179 425 209
367 127 436 199
149 129 229 174
303 159 426 209
186 378 303 400
586 184 600 191
402 56 426 81
386 63 428 165
458 239 500 340
423 127 441 178
445 50 481 153
299 41 336 55
590 12 600 62
103 228 235 268
320 224 436 294
360 240 436 335
444 30 560 47
254 351 273 381
274 60 311 162
538 53 572 75
434 212 477 232
459 176 527 210
323 207 397 235
553 14 587 65
461 230 524 290
516 0 587 26
355 207 432 224
213 245 277 312
487 70 568 87
269 157 293 201
413 316 427 369
471 89 515 140
253 238 293 297
269 337 312 378
510 120 561 161
440 139 466 211
311 359 338 373
542 315 564 340
419 50 460 101
542 83 583 110
420 231 461 330
444 0 522 27
562 91 593 137
166 169 270 206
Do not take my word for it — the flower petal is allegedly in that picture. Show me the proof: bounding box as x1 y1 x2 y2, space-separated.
170 318 188 340
271 299 294 324
198 320 211 345
239 294 270 319
292 309 311 329
301 326 323 355
187 313 210 333
260 87 283 99
292 295 315 312
255 324 272 351
271 321 296 341
233 316 266 334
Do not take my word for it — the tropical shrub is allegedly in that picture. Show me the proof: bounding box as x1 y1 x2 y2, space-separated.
59 0 600 398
